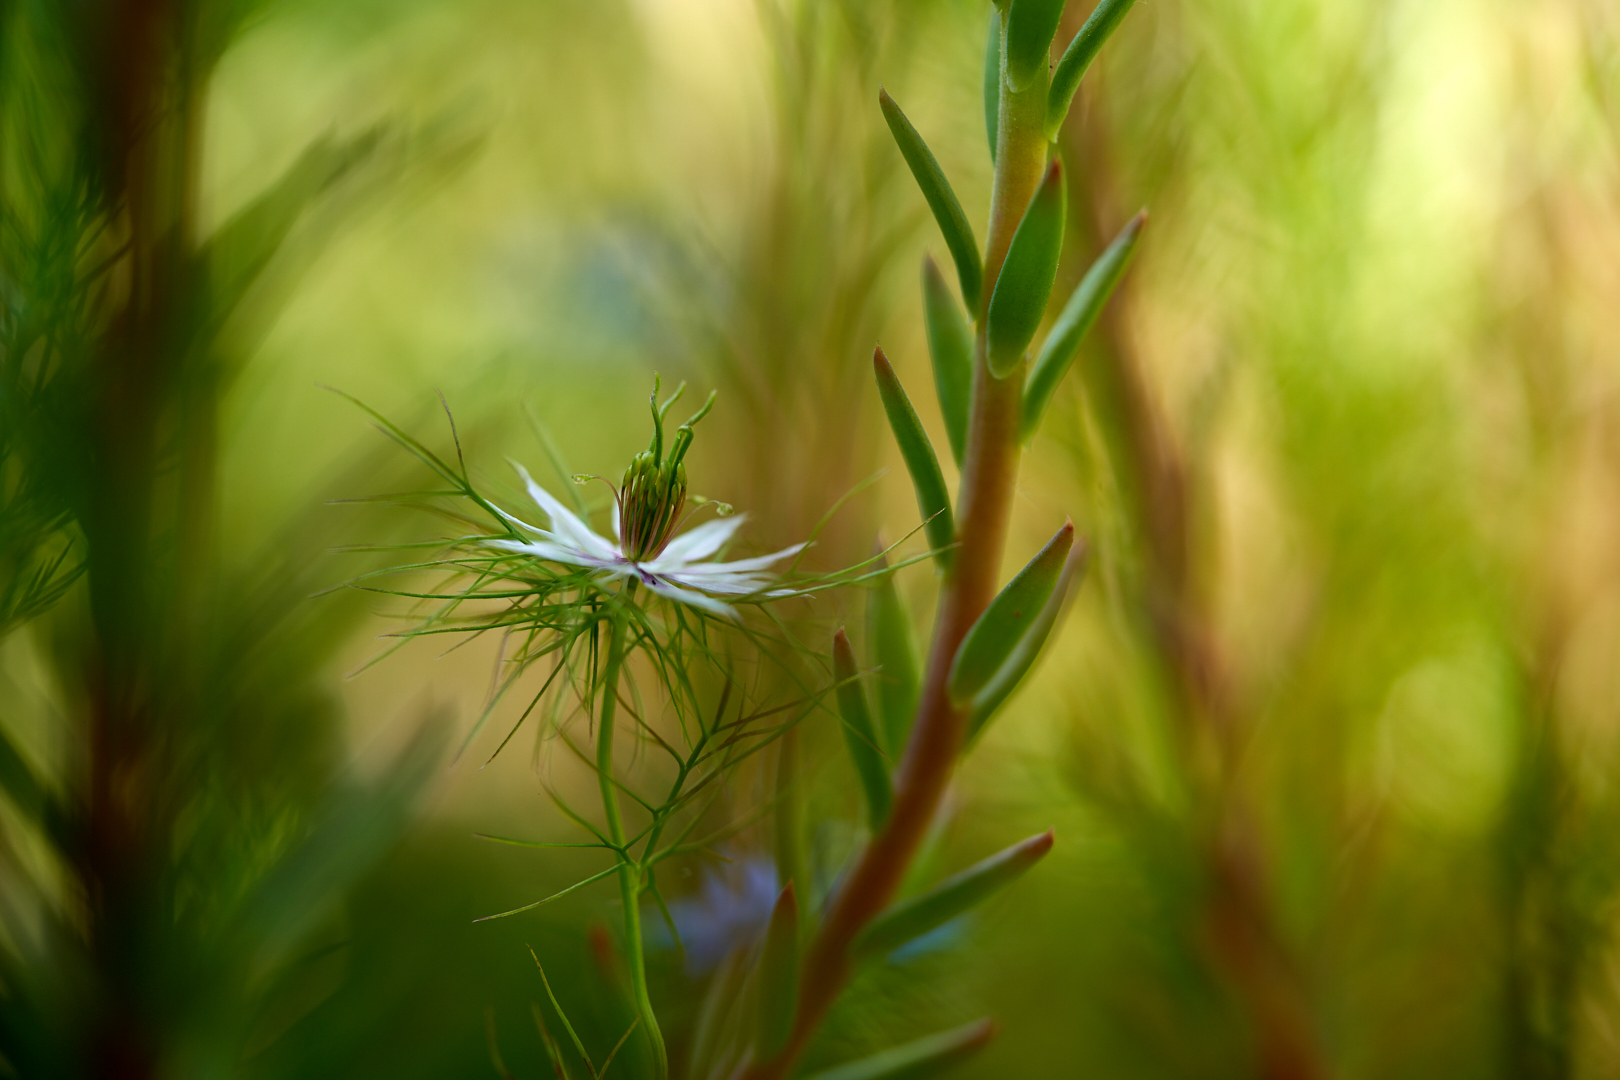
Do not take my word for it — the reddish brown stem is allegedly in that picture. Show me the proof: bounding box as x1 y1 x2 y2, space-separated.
741 26 1052 1080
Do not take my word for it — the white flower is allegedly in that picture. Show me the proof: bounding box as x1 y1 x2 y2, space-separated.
486 462 804 619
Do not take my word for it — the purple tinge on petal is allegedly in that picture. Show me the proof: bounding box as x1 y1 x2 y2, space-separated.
640 575 739 618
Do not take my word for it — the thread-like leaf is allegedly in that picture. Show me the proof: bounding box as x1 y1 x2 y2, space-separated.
756 882 800 1059
947 520 1073 705
1021 211 1146 440
879 89 982 309
986 160 1066 379
982 8 1001 163
854 831 1055 962
1046 0 1140 138
967 539 1089 743
873 347 954 571
834 629 893 828
866 545 920 756
922 257 973 468
801 1019 997 1080
1004 0 1066 91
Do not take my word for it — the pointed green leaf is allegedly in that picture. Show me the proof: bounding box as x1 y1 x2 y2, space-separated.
866 545 920 756
801 1019 997 1080
834 629 893 828
756 882 800 1059
986 160 1066 378
854 831 1054 963
1004 0 1066 91
1021 211 1146 440
879 89 983 309
968 539 1089 743
1046 0 1140 138
982 8 1002 164
922 257 973 468
874 348 954 571
947 520 1073 705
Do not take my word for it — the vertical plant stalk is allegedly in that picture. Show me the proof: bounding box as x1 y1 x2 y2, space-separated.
1058 48 1326 1079
595 583 668 1080
743 27 1053 1080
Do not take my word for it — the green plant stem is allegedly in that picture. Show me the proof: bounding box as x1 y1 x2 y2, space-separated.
597 581 667 1080
743 28 1051 1080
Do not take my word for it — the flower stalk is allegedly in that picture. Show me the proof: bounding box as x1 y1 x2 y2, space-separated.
594 580 669 1080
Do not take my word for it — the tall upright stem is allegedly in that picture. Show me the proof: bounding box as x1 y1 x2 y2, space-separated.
596 583 668 1080
743 19 1052 1079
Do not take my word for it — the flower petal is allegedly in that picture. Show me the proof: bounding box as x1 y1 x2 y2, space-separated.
641 576 739 619
645 514 747 570
509 460 618 560
680 542 808 577
662 572 774 596
490 503 552 538
485 537 614 570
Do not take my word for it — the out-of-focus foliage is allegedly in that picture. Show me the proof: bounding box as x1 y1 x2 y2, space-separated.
4 0 1620 1078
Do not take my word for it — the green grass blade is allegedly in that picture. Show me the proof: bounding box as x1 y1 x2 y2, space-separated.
800 1018 998 1080
986 160 1066 378
922 256 973 468
1046 0 1140 138
834 629 893 829
879 89 982 310
755 881 800 1060
853 830 1054 963
982 7 1001 163
947 520 1073 705
967 539 1088 743
1004 0 1066 91
529 946 596 1078
865 545 920 756
1022 211 1146 440
873 347 954 572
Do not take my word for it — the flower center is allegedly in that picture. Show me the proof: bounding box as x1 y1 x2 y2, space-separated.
618 378 715 562
620 450 686 562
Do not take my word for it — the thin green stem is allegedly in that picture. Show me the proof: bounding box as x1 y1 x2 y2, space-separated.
596 580 668 1080
743 20 1052 1079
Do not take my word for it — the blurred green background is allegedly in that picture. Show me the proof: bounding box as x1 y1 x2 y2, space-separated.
4 0 1620 1077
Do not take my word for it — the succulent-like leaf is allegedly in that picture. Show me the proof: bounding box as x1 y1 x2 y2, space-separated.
982 8 1002 164
756 882 800 1059
922 257 973 468
1004 0 1066 91
1021 211 1146 440
873 347 954 571
853 831 1055 962
866 545 921 755
985 160 1066 379
967 538 1089 742
879 89 983 309
1046 0 1140 139
801 1018 997 1080
947 520 1073 705
834 629 893 828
